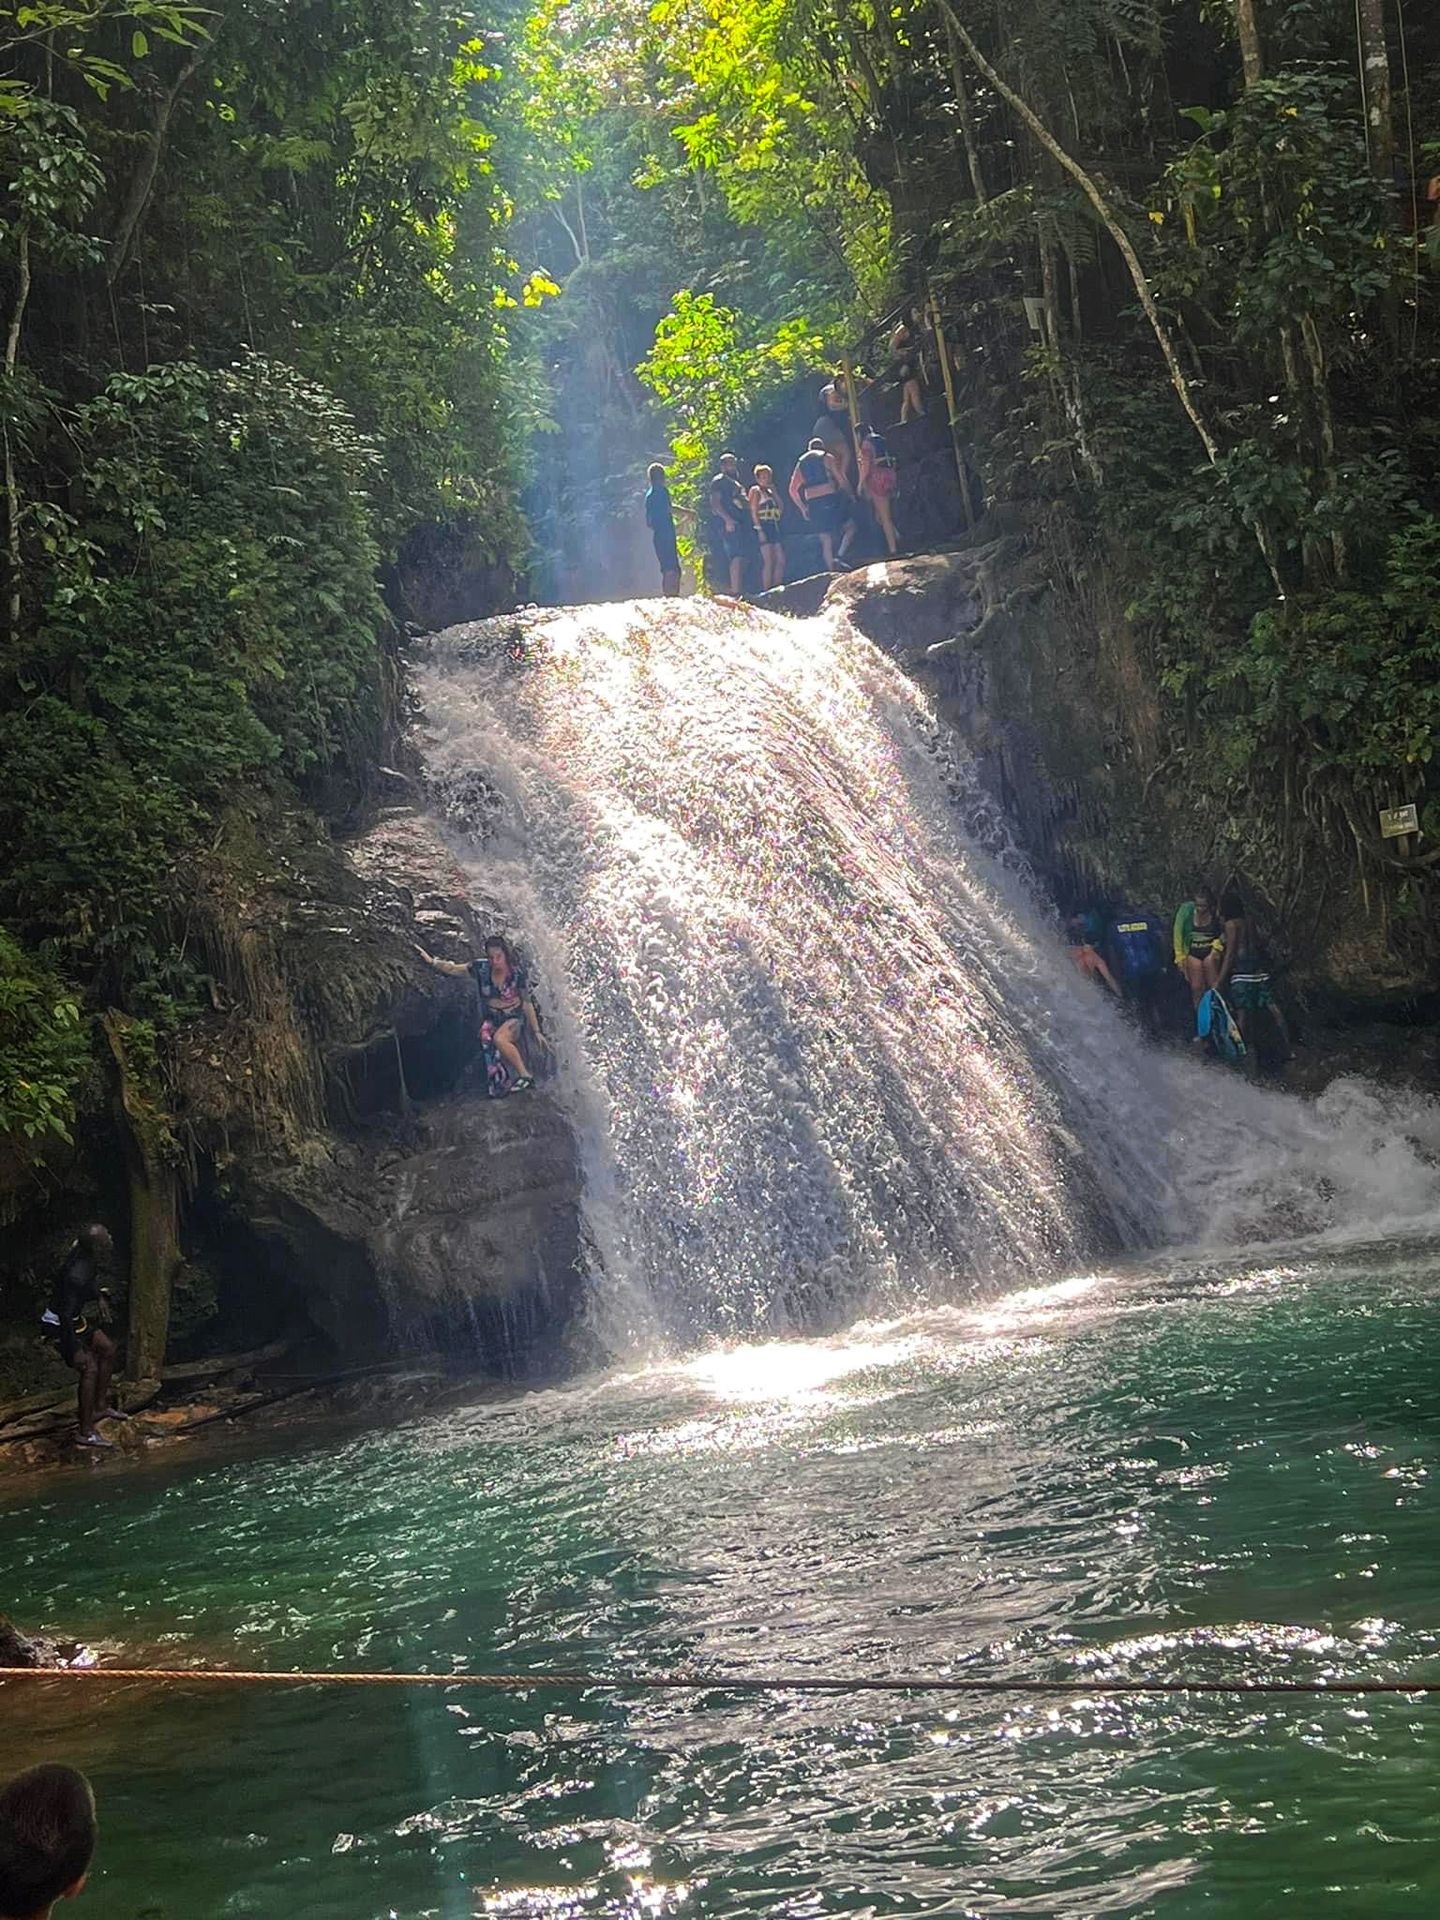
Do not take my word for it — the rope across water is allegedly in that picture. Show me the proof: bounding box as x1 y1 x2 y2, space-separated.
4 1665 1440 1697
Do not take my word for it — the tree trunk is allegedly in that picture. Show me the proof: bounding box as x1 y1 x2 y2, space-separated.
101 1014 180 1381
1356 0 1394 182
108 45 206 286
1233 0 1264 88
943 12 988 204
938 1 1217 461
938 0 1286 597
1044 219 1067 353
125 1156 180 1381
5 221 31 640
1065 242 1083 341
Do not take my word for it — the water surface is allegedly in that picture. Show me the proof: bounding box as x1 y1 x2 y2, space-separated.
7 1243 1440 1917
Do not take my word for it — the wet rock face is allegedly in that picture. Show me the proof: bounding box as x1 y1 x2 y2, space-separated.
232 1084 583 1375
824 552 982 655
193 803 586 1378
0 1615 72 1668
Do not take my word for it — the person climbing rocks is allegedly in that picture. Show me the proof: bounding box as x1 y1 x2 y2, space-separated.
0 1764 97 1919
1105 902 1170 1034
414 934 550 1093
812 374 856 487
1218 887 1292 1062
1064 914 1120 994
887 316 925 423
643 463 686 597
789 438 850 571
748 463 787 591
857 428 901 556
709 455 759 596
42 1225 124 1451
1173 886 1226 1008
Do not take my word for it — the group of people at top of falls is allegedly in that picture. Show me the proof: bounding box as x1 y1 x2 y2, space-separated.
1062 885 1293 1072
644 312 931 601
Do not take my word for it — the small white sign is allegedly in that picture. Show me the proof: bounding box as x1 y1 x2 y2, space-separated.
1379 803 1419 839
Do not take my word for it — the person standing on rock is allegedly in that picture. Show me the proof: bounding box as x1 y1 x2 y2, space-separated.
414 934 550 1093
709 455 759 596
813 373 857 487
748 464 787 591
643 463 686 597
857 428 901 556
1173 887 1226 1008
42 1225 123 1451
789 439 850 572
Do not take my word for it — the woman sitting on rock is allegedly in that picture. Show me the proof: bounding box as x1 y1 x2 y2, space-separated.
414 933 549 1093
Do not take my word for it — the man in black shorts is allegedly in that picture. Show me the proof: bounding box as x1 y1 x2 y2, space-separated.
43 1225 122 1450
709 454 759 595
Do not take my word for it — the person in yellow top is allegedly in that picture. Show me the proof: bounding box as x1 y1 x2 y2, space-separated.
1173 886 1226 1007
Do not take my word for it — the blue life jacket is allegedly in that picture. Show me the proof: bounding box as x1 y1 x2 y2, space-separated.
1110 909 1164 980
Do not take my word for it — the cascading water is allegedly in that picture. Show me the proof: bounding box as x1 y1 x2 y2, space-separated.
415 596 1440 1345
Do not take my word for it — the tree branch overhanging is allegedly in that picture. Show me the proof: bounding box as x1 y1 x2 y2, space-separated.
936 0 1286 597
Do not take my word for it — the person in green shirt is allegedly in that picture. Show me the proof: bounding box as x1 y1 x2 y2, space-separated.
1173 886 1226 1008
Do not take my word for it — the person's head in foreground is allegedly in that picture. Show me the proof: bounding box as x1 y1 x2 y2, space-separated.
0 1766 97 1919
647 462 667 487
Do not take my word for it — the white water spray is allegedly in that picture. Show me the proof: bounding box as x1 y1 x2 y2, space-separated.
414 598 1440 1344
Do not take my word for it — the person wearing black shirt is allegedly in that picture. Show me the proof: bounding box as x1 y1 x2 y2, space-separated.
45 1225 120 1450
643 463 683 596
709 453 759 595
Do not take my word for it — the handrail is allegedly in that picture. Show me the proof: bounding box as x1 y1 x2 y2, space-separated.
4 1664 1440 1697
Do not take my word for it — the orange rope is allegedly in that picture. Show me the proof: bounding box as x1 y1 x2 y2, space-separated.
3 1665 1440 1697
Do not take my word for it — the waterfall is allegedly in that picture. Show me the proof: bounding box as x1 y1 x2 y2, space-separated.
414 598 1440 1347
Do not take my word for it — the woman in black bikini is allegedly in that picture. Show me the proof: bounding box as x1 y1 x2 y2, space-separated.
414 934 550 1091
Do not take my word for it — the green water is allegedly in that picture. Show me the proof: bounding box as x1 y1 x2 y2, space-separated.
7 1245 1440 1918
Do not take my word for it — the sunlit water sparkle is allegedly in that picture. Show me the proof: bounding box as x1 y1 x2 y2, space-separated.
415 597 1440 1344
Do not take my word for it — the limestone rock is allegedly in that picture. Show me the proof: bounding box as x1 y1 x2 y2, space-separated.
177 800 585 1377
230 1081 583 1371
0 1615 72 1668
824 551 983 655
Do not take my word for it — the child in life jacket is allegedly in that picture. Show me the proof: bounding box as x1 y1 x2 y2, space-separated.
748 464 787 591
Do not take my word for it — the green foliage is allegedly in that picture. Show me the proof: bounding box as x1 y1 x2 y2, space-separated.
0 356 384 1003
0 0 550 1185
651 0 891 303
1158 73 1391 351
0 0 205 123
0 96 103 263
1226 519 1440 778
636 290 824 484
0 931 89 1144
